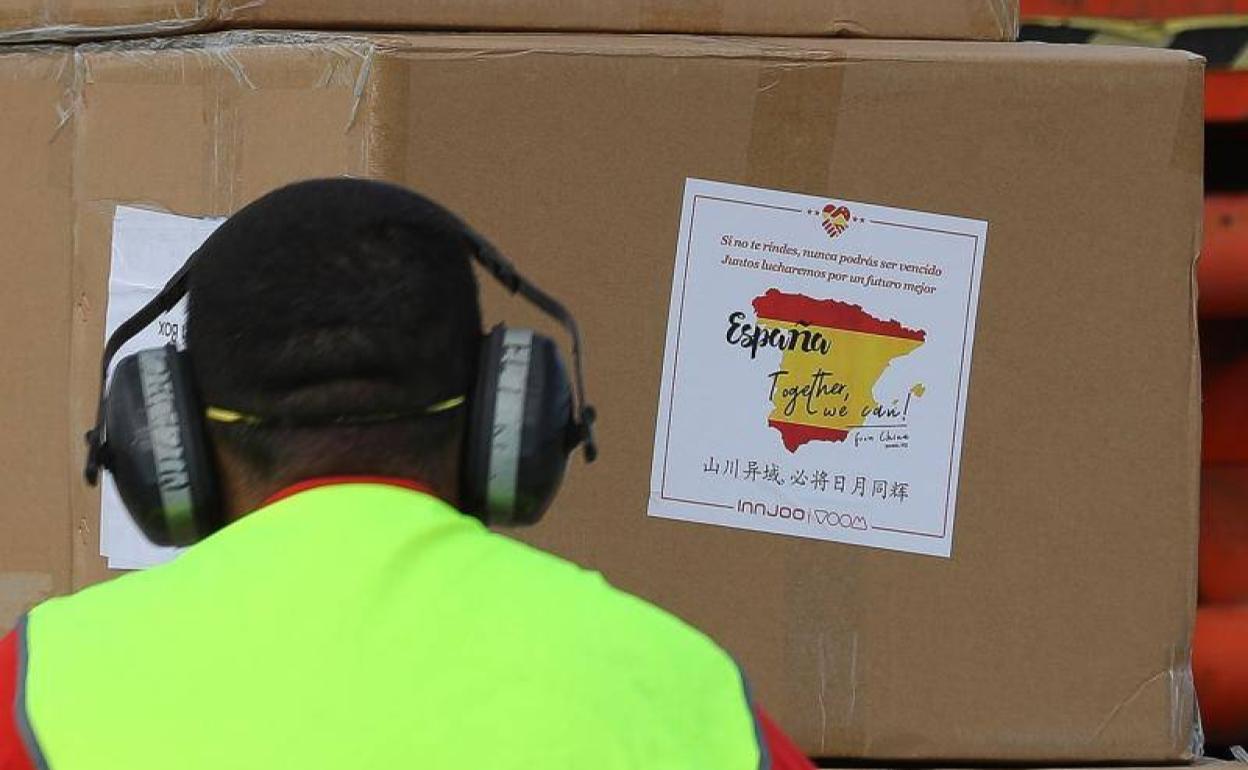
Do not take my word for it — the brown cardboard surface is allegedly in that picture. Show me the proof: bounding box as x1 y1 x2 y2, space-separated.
0 0 1020 43
0 32 1201 761
0 45 74 630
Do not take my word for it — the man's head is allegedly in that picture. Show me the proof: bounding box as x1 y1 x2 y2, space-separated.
187 178 482 515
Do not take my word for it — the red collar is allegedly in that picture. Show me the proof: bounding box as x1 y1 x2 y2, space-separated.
262 476 436 507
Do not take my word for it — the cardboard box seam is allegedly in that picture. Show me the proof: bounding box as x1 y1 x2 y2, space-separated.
0 18 212 46
61 30 1213 70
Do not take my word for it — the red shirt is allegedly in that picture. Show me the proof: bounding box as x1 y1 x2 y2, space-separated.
0 627 38 770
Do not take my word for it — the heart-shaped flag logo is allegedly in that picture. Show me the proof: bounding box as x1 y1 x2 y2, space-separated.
821 204 851 239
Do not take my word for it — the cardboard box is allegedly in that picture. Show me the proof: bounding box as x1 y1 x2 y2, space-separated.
0 32 1201 761
0 0 1020 43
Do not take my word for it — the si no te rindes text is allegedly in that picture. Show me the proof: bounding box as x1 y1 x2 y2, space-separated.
719 234 941 297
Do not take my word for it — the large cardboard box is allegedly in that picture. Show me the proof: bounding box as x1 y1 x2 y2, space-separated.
0 32 1202 762
0 0 1020 43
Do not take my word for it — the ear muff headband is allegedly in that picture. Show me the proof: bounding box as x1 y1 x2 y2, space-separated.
85 255 197 486
83 191 598 486
465 232 597 462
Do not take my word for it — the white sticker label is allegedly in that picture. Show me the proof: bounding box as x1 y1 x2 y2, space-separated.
102 206 225 570
648 179 987 558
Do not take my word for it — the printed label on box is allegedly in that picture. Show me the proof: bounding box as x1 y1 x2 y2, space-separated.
648 179 988 558
102 206 225 570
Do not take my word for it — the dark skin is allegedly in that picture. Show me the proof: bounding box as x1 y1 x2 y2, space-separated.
213 436 464 523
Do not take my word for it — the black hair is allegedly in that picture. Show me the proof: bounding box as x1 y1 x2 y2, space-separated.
186 178 482 483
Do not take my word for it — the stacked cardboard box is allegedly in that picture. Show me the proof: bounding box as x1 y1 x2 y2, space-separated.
0 1 1019 42
0 0 1212 765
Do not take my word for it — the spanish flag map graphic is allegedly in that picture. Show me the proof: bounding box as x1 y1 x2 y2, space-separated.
751 288 927 452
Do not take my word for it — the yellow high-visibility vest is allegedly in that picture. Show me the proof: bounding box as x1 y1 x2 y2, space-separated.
18 481 762 769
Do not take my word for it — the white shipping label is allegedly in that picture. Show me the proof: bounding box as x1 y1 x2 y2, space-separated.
102 206 225 570
648 179 987 558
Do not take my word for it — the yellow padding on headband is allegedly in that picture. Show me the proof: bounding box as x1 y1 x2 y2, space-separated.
204 406 260 424
204 395 467 425
423 395 467 414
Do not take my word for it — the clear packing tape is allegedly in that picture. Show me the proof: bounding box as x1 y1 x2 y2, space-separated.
993 0 1019 39
45 31 380 134
0 1 264 44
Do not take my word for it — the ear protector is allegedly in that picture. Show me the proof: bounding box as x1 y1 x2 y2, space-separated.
83 193 597 547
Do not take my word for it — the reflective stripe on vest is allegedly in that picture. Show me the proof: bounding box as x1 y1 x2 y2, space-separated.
21 483 762 769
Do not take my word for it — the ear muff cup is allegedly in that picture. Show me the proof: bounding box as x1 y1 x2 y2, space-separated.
103 346 221 547
462 325 575 526
512 332 576 525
